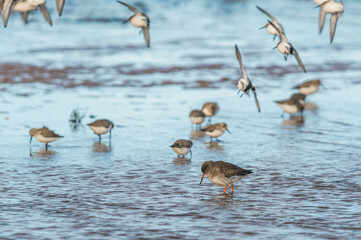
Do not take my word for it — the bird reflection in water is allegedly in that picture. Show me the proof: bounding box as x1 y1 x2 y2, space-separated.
304 102 318 112
92 141 111 153
190 129 205 140
207 142 224 151
283 115 305 126
29 147 56 159
173 157 191 165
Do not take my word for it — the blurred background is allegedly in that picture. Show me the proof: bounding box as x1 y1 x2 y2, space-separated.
1 0 361 239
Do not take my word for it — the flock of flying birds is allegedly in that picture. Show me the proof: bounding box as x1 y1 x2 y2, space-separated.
5 0 344 194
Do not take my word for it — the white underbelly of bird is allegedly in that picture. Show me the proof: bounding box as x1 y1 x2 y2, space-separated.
237 78 249 91
172 147 191 156
323 2 344 13
278 103 299 114
277 42 291 54
28 0 46 6
205 130 223 138
299 85 318 95
13 2 37 12
266 23 280 35
130 15 147 27
35 135 61 144
90 126 111 135
190 116 204 124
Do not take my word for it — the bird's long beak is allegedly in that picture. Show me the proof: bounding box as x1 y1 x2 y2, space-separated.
320 82 327 89
200 173 205 185
30 136 33 144
226 129 231 134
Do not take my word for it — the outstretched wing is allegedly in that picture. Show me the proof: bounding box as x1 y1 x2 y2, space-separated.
142 26 150 48
256 6 276 21
2 0 15 27
117 1 139 13
235 45 247 78
292 45 306 73
56 0 65 16
40 4 52 26
21 12 29 24
330 13 339 43
252 87 261 113
318 7 326 33
267 20 286 42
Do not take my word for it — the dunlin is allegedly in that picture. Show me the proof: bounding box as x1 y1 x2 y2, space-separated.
170 139 193 158
202 102 219 123
29 126 63 148
117 1 150 47
293 79 322 95
2 0 52 26
268 20 306 73
235 45 261 112
200 161 252 194
317 0 344 43
201 123 230 142
256 6 284 40
87 119 114 141
275 95 305 115
189 110 205 129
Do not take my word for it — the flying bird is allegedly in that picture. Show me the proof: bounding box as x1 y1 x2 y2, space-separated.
256 6 284 40
268 20 307 73
235 45 261 113
117 1 150 48
317 0 344 43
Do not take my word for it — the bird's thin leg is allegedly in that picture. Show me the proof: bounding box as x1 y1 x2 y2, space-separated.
237 89 241 95
109 131 111 139
223 186 227 194
281 112 284 118
190 149 192 159
216 138 221 142
98 135 101 142
210 137 213 142
273 35 276 41
208 117 211 124
45 143 48 149
240 92 245 98
232 184 234 193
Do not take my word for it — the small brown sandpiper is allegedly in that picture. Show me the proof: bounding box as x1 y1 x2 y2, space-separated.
293 79 322 95
29 126 63 148
201 102 219 123
170 139 193 158
200 161 252 194
117 1 150 47
87 119 114 141
275 95 305 116
201 123 230 142
189 110 205 129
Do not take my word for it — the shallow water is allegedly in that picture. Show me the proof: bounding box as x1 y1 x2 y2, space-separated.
1 0 361 239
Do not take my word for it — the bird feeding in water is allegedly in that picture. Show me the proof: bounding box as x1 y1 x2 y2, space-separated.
200 161 252 194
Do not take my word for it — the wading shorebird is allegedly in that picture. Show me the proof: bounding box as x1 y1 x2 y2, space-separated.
293 79 322 95
189 110 205 129
317 0 344 43
29 126 63 148
256 6 284 40
200 161 252 194
235 45 261 113
1 0 64 27
170 139 193 158
201 123 230 142
117 0 150 48
87 119 114 141
275 95 305 116
268 20 306 73
201 102 219 123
